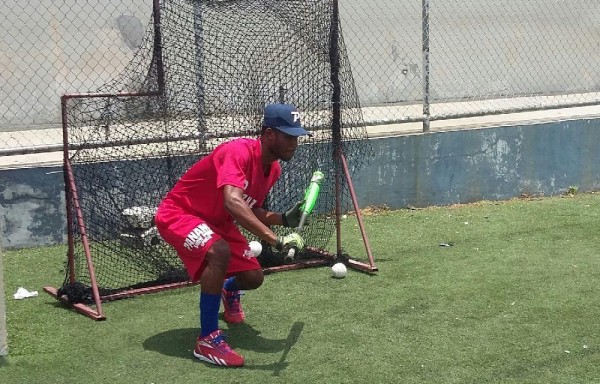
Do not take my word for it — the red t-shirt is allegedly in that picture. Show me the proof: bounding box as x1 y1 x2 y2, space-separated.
162 138 281 227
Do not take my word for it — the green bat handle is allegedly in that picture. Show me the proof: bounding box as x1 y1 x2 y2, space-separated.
297 170 324 230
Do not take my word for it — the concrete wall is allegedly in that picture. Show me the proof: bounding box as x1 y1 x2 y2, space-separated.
1 117 600 249
0 167 65 249
355 118 600 208
0 0 152 130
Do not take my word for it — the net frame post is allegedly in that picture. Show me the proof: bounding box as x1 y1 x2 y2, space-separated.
330 0 376 273
263 251 332 275
44 0 167 320
43 95 106 321
45 0 376 321
336 152 377 272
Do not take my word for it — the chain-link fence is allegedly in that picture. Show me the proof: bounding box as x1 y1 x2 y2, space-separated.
1 0 599 156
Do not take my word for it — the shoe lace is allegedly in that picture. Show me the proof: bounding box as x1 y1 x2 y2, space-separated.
226 291 243 313
212 333 233 353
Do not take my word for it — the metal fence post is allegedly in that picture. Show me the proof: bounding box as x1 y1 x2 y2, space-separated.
422 0 431 132
0 232 7 356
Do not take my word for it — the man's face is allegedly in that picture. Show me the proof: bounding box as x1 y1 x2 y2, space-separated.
266 128 299 162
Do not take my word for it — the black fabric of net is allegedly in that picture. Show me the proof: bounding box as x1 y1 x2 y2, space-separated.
61 0 371 298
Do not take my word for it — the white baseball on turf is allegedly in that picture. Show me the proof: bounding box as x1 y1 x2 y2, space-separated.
249 241 262 257
331 262 347 278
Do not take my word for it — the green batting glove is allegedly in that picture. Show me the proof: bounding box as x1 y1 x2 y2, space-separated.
275 233 305 252
281 200 304 228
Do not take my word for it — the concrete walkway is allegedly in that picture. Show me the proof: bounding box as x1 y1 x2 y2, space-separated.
1 102 599 169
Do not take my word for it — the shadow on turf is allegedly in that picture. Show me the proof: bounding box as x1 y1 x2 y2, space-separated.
143 321 304 374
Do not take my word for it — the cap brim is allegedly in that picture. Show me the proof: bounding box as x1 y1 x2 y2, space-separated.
273 126 313 137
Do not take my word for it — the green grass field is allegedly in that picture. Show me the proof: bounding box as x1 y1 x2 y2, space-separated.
2 193 600 383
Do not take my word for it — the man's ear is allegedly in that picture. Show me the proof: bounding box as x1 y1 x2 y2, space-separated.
263 127 276 141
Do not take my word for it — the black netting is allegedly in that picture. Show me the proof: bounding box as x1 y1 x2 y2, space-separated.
61 0 371 298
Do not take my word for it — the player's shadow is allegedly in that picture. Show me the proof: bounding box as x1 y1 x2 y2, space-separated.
143 321 304 374
143 327 198 359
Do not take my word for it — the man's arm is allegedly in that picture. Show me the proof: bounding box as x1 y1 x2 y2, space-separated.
222 185 279 246
252 207 284 227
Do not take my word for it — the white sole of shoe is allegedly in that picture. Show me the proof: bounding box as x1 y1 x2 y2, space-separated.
193 350 243 367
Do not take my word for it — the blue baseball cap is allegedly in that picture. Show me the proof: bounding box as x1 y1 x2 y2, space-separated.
263 103 312 137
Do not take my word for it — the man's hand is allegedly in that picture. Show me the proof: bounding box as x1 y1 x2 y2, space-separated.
275 232 305 252
281 200 304 228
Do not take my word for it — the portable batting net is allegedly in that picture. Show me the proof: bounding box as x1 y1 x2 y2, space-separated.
44 0 376 320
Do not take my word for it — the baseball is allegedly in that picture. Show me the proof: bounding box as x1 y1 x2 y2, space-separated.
331 262 347 278
249 241 262 257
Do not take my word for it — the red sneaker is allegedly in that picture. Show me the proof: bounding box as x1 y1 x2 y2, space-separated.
222 289 245 324
193 330 245 367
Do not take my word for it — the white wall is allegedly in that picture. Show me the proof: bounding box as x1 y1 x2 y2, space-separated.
0 0 153 131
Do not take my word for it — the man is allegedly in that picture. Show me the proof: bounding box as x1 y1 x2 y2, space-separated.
155 103 309 367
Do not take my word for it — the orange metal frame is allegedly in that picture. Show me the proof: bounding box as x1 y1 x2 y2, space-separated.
43 0 376 321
